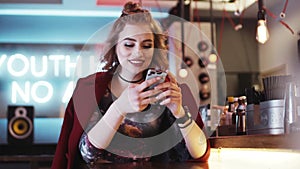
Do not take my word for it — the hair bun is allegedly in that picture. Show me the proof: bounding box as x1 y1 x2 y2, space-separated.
122 1 148 16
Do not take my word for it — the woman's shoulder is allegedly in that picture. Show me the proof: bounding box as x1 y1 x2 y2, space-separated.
76 71 113 86
71 71 114 109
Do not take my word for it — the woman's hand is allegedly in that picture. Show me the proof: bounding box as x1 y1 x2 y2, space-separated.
154 71 184 118
114 76 163 114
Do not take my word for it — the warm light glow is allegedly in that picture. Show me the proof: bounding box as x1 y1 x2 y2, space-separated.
256 19 270 44
208 53 218 63
209 148 300 169
178 68 188 78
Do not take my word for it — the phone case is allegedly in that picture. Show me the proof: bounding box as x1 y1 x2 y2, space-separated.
145 69 167 90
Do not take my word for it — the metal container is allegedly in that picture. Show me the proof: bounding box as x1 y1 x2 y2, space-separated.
246 99 284 135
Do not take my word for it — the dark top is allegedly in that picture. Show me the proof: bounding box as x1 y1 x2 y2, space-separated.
51 72 210 169
79 88 192 164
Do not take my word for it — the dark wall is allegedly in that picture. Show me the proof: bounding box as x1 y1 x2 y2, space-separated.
211 17 259 97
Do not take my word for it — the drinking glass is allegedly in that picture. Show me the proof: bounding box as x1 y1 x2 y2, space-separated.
284 82 297 133
199 105 221 137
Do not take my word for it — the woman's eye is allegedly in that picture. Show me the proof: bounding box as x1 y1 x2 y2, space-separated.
143 44 153 49
124 43 134 48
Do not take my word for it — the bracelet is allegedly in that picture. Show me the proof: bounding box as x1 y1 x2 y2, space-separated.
176 106 193 128
176 106 189 124
178 118 193 129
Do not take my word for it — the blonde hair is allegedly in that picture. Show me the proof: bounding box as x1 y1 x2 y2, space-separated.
100 1 168 72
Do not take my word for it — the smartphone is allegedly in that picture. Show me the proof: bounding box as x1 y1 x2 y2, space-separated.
145 68 167 91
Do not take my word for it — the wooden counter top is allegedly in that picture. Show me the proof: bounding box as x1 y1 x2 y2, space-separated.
208 132 300 149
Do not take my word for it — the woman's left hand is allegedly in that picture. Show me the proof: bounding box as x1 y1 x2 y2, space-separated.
154 71 184 118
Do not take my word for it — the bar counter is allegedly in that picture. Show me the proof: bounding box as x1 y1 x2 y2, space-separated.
1 133 300 169
80 161 208 169
209 132 300 149
1 148 300 169
81 148 300 169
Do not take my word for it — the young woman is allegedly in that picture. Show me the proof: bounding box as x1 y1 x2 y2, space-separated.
51 2 210 169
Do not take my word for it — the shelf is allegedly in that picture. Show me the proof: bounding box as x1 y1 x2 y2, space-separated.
0 144 57 156
209 132 300 149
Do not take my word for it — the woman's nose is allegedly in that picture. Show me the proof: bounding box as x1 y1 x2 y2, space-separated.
133 46 143 57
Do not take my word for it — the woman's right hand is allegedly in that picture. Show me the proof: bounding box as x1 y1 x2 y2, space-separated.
114 76 163 115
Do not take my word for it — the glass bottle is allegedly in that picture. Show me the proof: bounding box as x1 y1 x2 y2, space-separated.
236 96 247 135
226 96 235 125
232 97 239 125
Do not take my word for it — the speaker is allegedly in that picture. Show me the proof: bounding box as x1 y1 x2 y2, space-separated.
7 105 34 145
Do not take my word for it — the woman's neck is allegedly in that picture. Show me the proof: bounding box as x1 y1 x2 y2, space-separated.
118 69 143 83
109 70 144 98
117 71 144 84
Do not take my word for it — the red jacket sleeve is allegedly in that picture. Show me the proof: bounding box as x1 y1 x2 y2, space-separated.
51 72 112 169
51 98 75 169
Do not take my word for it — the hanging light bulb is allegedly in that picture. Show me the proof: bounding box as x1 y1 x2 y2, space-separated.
256 0 269 44
256 19 269 44
179 68 188 78
208 52 218 64
179 60 188 78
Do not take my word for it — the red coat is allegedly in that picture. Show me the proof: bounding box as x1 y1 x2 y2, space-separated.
51 72 210 169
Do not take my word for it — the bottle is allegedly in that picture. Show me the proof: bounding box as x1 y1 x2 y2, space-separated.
236 96 247 135
231 97 238 125
206 104 211 132
220 106 227 126
226 96 235 125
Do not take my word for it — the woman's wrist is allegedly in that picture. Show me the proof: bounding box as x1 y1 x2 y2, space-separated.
112 99 127 116
178 118 193 129
174 106 185 119
176 106 193 128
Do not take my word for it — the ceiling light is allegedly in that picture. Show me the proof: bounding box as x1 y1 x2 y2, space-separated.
256 0 269 44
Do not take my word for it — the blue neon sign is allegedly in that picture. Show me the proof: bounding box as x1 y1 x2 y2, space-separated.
0 44 83 117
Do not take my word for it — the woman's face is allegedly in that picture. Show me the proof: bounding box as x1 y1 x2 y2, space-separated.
116 24 154 76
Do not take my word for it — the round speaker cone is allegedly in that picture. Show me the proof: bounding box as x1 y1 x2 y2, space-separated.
12 118 29 135
9 116 33 139
198 73 210 84
199 90 211 100
183 56 194 67
197 41 209 52
198 57 208 68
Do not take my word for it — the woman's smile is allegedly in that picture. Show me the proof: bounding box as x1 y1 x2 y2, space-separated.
128 58 145 66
